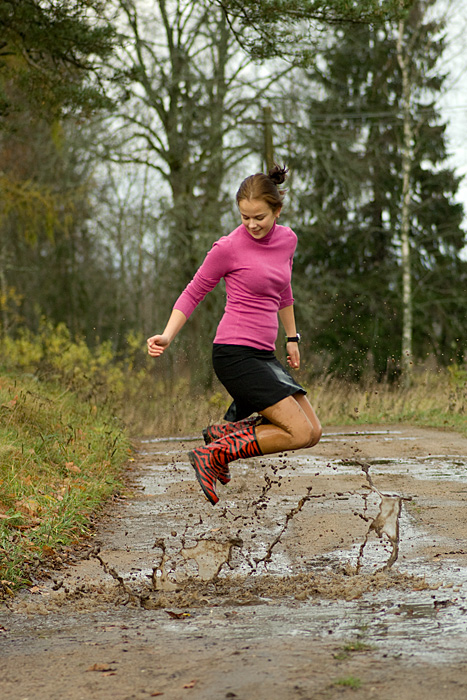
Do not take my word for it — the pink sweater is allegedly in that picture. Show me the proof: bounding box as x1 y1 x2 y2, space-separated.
174 221 297 351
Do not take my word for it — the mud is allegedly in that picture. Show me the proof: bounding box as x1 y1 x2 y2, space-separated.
1 425 467 700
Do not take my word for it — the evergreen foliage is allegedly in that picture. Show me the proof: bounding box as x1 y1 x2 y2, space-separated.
217 0 412 59
0 0 114 123
286 4 467 377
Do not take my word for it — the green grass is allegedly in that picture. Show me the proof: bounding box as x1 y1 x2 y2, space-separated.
333 640 373 660
0 373 131 594
333 676 362 689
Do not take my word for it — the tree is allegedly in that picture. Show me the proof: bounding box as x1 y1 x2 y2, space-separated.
0 116 124 340
100 0 287 385
282 3 466 378
217 0 412 59
0 1 120 341
0 0 114 124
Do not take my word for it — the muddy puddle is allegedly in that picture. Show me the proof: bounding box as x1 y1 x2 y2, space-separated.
131 434 467 664
2 426 467 699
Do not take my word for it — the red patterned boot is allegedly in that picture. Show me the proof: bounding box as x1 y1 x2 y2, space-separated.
202 415 261 445
203 416 263 485
188 426 263 505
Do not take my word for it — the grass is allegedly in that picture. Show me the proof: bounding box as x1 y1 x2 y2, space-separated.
1 323 464 438
121 365 467 439
0 373 131 594
333 640 373 660
311 368 466 437
333 676 362 689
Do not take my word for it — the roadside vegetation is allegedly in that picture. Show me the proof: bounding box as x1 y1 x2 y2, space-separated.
0 327 132 594
124 350 467 439
126 367 467 439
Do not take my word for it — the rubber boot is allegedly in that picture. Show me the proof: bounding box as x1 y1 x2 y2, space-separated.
188 426 263 505
202 416 262 485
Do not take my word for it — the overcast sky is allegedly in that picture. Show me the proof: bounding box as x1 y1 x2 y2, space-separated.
437 0 467 245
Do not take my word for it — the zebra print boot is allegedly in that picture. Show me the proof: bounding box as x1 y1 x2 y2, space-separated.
188 426 263 505
202 415 262 445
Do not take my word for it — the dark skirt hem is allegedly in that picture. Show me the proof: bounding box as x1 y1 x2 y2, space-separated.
212 343 306 422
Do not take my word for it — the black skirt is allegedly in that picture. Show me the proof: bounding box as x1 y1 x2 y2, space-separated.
212 344 306 422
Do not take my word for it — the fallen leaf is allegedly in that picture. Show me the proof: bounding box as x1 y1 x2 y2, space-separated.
183 680 197 689
15 498 41 516
65 462 81 474
165 610 190 619
42 545 56 557
86 663 116 673
150 693 164 697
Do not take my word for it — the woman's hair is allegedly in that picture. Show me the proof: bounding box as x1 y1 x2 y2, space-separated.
236 164 289 211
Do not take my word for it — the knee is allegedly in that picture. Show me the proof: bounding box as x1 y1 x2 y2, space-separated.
290 424 319 450
303 420 322 448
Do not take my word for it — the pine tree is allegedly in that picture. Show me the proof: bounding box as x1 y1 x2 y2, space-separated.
218 0 411 59
0 0 114 124
286 3 466 378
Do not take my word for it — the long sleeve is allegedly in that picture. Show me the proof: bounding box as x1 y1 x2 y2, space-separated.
173 237 232 319
278 255 295 309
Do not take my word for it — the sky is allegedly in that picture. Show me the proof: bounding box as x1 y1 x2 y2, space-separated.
437 0 467 251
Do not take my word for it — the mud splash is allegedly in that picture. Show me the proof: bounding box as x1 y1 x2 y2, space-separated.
351 459 408 573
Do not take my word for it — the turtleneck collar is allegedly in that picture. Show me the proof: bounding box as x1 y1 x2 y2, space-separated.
240 220 277 244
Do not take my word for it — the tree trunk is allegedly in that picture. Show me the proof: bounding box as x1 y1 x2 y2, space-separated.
397 18 414 387
263 105 275 171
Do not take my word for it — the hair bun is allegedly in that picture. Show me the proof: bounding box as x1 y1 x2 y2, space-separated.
268 164 289 186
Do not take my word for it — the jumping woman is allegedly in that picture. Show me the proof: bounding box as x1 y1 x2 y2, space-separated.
147 165 322 504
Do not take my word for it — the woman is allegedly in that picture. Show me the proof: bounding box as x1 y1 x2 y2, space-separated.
147 165 322 505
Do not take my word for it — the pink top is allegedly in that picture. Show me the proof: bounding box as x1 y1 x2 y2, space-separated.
173 221 297 351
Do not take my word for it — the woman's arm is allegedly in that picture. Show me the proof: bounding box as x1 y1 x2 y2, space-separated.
278 304 300 369
147 238 231 359
147 309 187 358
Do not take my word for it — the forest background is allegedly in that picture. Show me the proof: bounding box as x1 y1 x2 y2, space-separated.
0 0 466 437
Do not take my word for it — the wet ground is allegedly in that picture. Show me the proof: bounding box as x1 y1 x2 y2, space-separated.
1 425 467 699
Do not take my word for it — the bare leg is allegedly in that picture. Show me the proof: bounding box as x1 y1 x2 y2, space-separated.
188 393 320 504
256 393 322 455
294 393 322 447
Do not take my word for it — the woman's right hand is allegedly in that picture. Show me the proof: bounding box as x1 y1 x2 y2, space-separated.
146 310 187 358
147 334 170 357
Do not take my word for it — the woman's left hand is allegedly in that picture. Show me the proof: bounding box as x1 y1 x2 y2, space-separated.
286 342 300 370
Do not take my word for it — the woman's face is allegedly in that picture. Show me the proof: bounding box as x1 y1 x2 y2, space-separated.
238 198 281 240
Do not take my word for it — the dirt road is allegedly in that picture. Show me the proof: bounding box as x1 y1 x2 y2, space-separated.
1 425 467 700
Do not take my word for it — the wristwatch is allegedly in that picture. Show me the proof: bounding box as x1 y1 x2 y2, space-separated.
286 334 301 343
